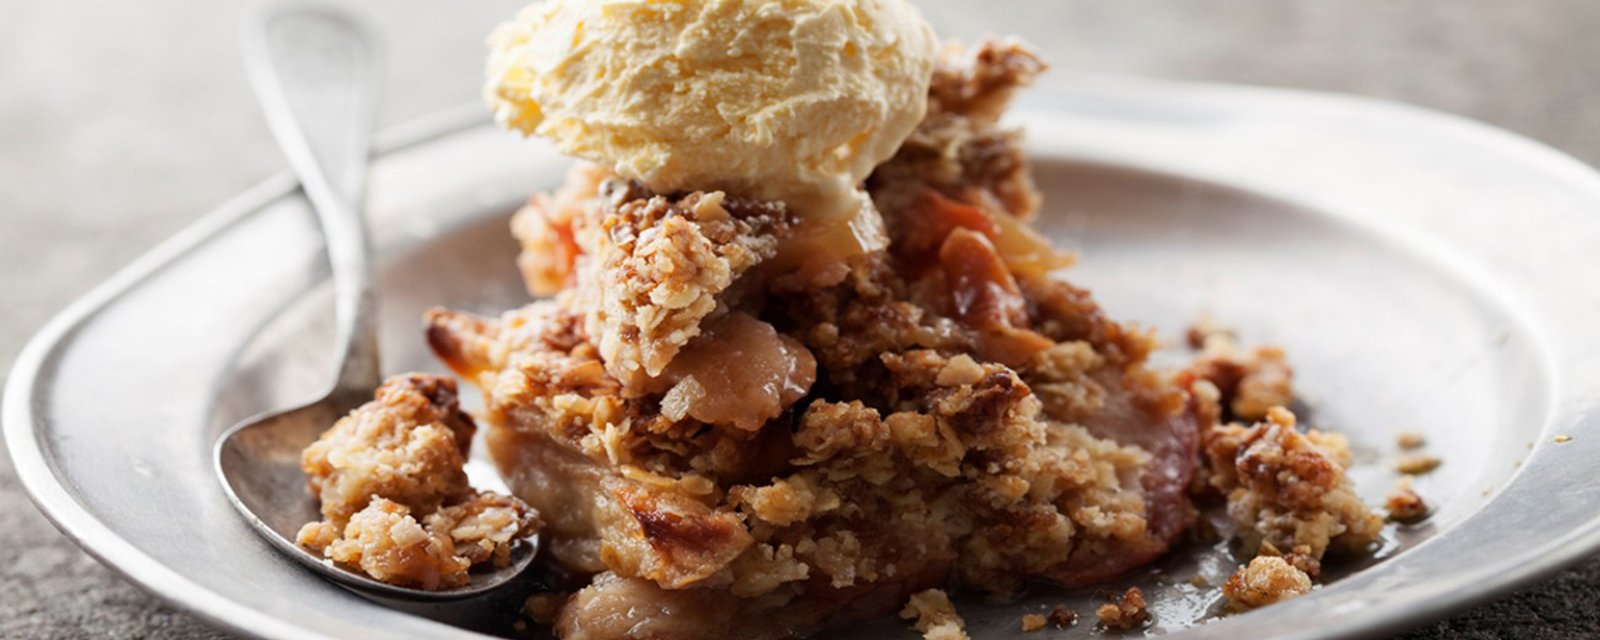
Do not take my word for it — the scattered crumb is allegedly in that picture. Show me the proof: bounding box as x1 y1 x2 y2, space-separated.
1047 607 1077 628
1188 575 1210 588
1554 435 1573 443
523 593 564 625
1257 542 1323 579
1186 316 1236 351
1396 432 1426 449
901 589 970 640
1395 454 1442 475
1385 477 1431 523
1096 587 1149 630
1021 613 1047 632
1223 556 1312 610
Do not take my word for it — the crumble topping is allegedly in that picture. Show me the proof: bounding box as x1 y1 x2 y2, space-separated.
1182 332 1293 423
514 177 796 389
1200 406 1382 560
901 589 971 640
295 375 539 590
1223 555 1313 610
1385 477 1431 523
1095 586 1149 630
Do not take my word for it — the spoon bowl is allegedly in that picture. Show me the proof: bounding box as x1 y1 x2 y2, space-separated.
215 391 540 601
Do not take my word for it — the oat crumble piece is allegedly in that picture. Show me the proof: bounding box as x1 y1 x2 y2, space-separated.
1020 613 1047 632
526 180 796 389
901 589 970 640
1095 587 1149 630
1197 406 1382 561
1182 342 1294 423
1385 477 1431 523
1395 455 1442 475
1554 434 1573 443
295 375 539 590
299 374 476 529
1396 432 1426 449
1047 606 1077 628
1223 555 1312 610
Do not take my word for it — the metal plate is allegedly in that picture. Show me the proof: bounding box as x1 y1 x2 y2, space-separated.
8 77 1600 640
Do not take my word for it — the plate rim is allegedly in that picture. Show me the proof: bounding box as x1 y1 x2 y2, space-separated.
8 80 1600 640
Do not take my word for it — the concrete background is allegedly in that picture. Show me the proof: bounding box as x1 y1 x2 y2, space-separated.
4 0 1599 637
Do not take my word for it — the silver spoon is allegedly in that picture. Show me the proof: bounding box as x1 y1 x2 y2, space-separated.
212 4 536 606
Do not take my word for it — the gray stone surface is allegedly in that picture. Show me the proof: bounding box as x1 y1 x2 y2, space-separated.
4 1 1599 638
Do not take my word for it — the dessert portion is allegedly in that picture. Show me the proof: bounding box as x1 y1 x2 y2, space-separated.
291 0 1397 630
295 375 539 590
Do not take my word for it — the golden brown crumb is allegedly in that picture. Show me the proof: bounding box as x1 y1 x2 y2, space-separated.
1396 432 1426 449
320 497 471 590
1200 407 1383 561
1188 575 1210 588
523 593 564 625
901 589 970 640
1223 556 1312 610
296 375 539 590
1095 587 1149 630
300 374 476 530
1554 435 1574 443
1185 316 1237 351
1396 455 1442 475
1179 338 1292 423
1385 478 1431 523
1047 606 1077 628
1020 613 1047 632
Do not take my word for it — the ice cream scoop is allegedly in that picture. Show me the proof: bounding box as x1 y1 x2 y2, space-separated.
485 0 939 222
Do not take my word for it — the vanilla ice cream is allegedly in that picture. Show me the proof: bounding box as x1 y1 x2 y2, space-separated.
485 0 939 220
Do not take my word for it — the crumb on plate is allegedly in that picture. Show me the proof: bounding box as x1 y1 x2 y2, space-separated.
1223 556 1312 610
1396 455 1442 475
1396 432 1425 449
901 589 970 640
1096 587 1149 630
1385 477 1430 523
1020 613 1047 632
1048 606 1077 628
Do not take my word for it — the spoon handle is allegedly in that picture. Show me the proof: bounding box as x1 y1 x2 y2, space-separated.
243 5 383 394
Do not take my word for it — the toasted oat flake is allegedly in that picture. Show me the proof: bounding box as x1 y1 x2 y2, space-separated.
1554 435 1574 443
1396 432 1426 449
1396 455 1443 475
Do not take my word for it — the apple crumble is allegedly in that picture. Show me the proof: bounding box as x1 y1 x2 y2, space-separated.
296 374 539 590
288 0 1404 630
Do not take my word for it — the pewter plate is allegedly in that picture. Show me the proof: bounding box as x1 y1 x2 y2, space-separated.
9 78 1600 640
